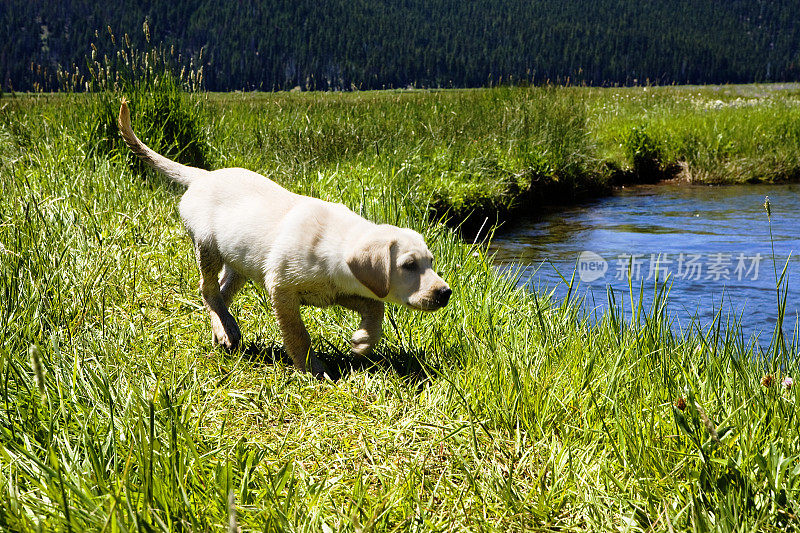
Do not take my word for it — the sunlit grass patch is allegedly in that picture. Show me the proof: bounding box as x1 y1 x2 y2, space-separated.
589 84 800 184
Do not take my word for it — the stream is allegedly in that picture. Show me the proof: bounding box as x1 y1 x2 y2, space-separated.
489 183 800 343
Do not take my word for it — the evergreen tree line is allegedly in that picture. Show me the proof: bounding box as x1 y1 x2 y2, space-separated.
3 0 799 92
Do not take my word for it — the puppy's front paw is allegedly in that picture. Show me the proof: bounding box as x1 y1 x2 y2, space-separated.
350 330 376 357
212 330 235 350
211 318 241 351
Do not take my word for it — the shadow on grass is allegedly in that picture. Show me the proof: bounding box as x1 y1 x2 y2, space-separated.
239 338 438 383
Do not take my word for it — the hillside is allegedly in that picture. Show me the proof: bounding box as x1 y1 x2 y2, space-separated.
3 0 800 91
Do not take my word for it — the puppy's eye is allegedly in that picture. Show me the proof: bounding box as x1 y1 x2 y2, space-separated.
401 260 417 271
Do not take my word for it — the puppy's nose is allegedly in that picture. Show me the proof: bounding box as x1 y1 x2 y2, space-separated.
436 286 452 306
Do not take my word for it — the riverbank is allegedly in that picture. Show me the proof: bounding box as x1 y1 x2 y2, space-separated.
1 87 799 530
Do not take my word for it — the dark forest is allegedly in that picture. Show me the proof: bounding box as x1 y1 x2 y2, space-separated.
3 0 799 91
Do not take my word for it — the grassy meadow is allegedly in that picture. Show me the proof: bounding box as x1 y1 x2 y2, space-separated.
1 84 800 531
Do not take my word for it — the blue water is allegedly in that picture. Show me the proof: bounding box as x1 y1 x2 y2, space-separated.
489 183 800 342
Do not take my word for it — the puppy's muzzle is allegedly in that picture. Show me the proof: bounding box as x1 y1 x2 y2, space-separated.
435 286 452 307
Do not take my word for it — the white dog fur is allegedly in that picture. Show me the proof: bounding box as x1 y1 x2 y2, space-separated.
117 101 451 376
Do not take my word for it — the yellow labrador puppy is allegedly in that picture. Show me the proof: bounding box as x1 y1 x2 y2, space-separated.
118 101 450 377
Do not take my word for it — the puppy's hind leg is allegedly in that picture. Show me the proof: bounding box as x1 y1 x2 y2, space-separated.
195 244 242 350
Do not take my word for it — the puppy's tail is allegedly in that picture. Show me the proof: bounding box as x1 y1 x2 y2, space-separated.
117 99 205 186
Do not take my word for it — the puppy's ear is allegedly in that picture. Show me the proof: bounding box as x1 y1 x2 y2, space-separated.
347 235 394 299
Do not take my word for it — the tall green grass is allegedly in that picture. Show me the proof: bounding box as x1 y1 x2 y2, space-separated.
205 87 607 236
73 24 211 173
1 86 799 530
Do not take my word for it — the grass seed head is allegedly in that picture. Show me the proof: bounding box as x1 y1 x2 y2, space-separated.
28 344 45 398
